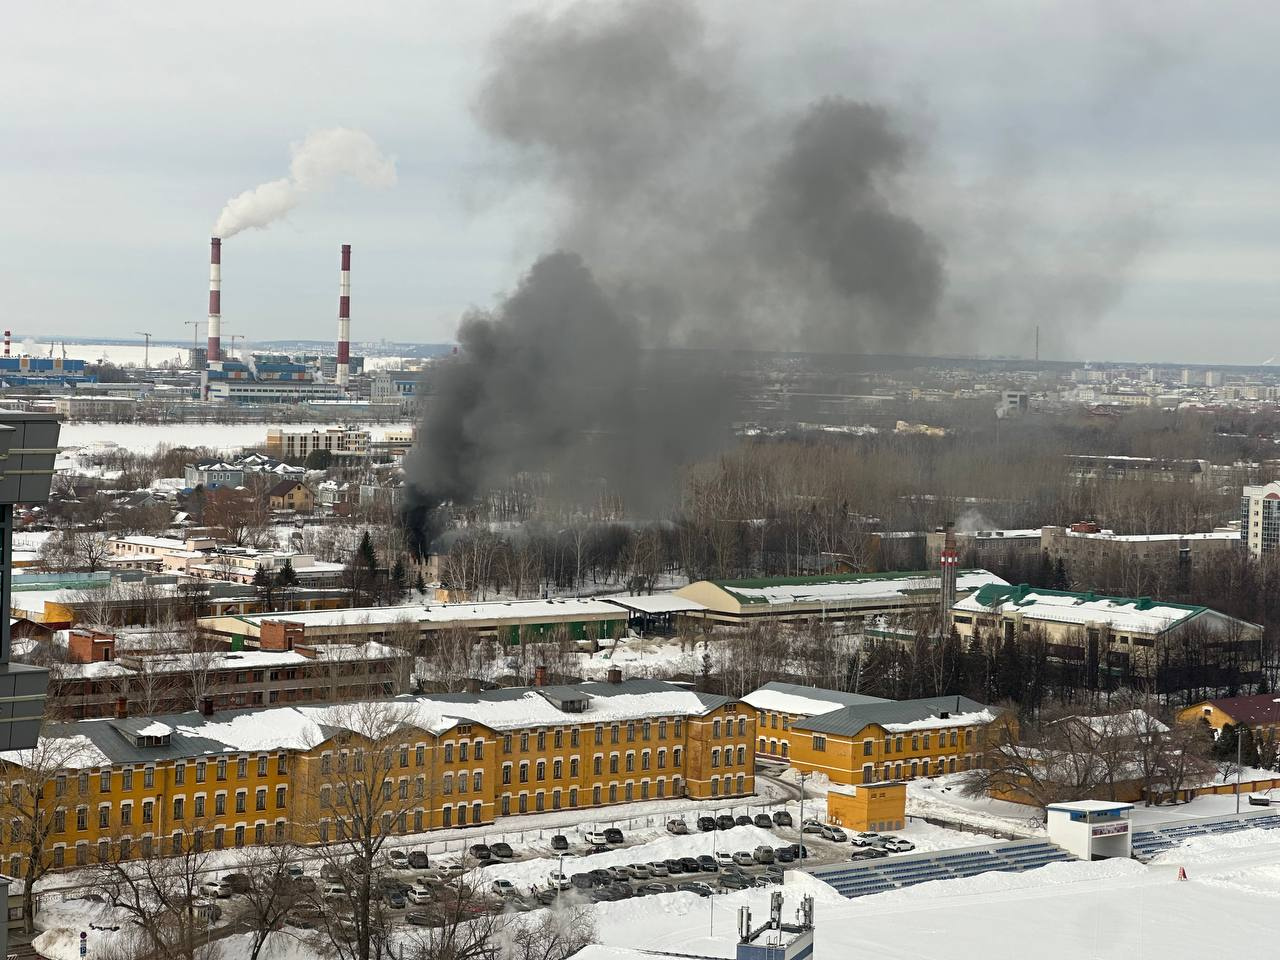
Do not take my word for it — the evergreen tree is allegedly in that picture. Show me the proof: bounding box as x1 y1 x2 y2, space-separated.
251 566 275 608
275 557 298 590
389 557 408 604
1036 551 1053 589
996 631 1023 703
414 571 427 596
358 530 379 574
1052 557 1070 591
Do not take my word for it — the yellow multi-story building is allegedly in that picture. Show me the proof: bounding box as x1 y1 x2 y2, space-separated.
776 693 1003 787
742 681 891 761
0 673 755 875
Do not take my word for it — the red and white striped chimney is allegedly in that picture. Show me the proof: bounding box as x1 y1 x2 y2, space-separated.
3 331 10 357
207 237 222 362
336 243 351 388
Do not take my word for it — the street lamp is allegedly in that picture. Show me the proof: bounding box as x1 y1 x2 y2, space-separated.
797 771 810 860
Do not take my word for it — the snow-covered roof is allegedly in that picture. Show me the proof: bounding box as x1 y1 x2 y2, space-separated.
696 570 1007 607
2 678 735 768
1065 529 1239 543
603 593 707 615
955 584 1208 635
792 695 998 737
226 597 630 631
742 681 889 718
49 642 405 679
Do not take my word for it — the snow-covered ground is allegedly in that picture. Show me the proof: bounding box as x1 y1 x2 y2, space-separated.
583 823 1280 960
907 774 1047 836
58 421 413 455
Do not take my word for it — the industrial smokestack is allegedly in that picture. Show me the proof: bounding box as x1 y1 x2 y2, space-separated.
3 331 9 357
207 237 222 362
336 243 351 388
940 522 958 630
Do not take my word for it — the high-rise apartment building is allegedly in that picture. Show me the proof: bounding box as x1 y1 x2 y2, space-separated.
1241 481 1280 556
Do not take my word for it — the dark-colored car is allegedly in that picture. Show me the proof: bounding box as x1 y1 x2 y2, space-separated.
772 811 793 827
604 828 624 845
490 842 514 860
665 858 685 875
639 882 675 896
384 889 407 909
735 815 753 827
589 868 613 886
570 873 594 890
753 814 774 829
697 816 717 832
677 881 714 898
773 846 795 863
469 844 492 861
696 855 719 873
716 815 736 831
849 846 889 861
550 835 569 851
587 845 611 856
679 857 701 873
764 866 784 883
536 888 561 906
406 911 437 927
284 908 319 929
721 872 753 890
292 876 318 894
223 873 254 894
591 885 627 903
408 851 430 870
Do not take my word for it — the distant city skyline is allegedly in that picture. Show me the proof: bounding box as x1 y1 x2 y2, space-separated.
3 2 1277 363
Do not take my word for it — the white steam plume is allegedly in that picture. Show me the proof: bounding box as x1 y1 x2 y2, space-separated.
214 128 397 238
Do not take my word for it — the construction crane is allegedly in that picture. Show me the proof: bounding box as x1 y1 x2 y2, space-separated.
182 321 202 368
228 334 245 359
135 331 152 368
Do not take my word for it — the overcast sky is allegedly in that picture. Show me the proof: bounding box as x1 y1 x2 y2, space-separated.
3 1 1277 364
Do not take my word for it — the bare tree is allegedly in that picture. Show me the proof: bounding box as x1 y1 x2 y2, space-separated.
0 730 94 931
233 841 308 960
503 902 596 960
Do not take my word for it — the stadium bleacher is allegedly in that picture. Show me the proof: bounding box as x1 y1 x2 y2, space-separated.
1130 810 1280 862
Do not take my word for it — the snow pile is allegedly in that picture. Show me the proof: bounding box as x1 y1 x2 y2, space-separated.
134 721 172 737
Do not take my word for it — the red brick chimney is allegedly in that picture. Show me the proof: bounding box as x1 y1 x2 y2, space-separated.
114 696 128 719
534 665 547 687
200 696 215 717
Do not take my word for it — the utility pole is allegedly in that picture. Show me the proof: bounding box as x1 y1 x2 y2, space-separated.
135 331 152 368
797 771 809 860
1237 725 1243 815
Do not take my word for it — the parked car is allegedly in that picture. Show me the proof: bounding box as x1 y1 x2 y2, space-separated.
697 817 717 832
773 846 795 863
851 833 883 847
606 865 632 883
628 863 652 880
223 873 254 894
200 880 231 899
849 847 889 861
388 850 410 869
648 861 670 877
286 864 305 879
589 868 613 886
753 846 776 864
551 834 570 851
437 862 466 878
721 873 753 891
716 815 736 830
665 858 685 875
570 874 594 891
716 851 735 867
583 830 609 846
677 881 714 898
753 814 774 829
384 889 407 909
408 850 430 870
772 811 793 827
764 866 784 883
667 819 690 835
490 879 518 897
322 883 348 900
732 851 755 866
491 842 515 860
592 885 627 903
820 825 848 842
284 907 319 929
407 887 434 905
639 882 675 896
469 844 493 861
406 911 437 927
292 876 318 894
884 838 915 853
547 871 572 890
801 819 825 835
586 845 611 856
604 828 625 845
536 888 561 906
679 857 702 873
696 855 719 872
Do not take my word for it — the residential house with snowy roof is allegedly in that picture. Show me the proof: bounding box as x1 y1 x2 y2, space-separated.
951 583 1261 691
